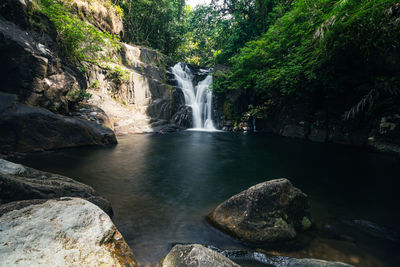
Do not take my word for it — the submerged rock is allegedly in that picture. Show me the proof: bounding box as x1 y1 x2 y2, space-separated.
208 247 354 267
158 244 240 267
207 178 311 247
0 198 137 266
0 159 113 216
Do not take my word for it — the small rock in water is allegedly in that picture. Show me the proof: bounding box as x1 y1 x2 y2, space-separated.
344 219 400 243
158 244 240 267
207 178 312 247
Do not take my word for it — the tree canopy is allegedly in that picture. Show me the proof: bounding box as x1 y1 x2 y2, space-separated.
115 0 399 117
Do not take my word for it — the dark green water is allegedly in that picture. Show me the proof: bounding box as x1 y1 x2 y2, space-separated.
15 132 400 266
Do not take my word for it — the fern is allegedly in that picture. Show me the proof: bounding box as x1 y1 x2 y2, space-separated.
344 80 400 120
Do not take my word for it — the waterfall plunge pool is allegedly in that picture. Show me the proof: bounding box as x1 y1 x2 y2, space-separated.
14 132 400 266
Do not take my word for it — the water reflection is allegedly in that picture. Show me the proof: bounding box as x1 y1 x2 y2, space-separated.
15 132 400 266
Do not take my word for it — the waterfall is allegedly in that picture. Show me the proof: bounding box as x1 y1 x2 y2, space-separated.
171 63 216 130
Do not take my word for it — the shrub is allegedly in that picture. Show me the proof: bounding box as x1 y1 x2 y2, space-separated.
37 0 120 65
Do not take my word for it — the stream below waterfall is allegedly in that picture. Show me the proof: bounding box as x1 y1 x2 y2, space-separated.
14 132 400 267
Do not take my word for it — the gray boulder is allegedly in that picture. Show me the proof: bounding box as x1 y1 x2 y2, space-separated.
0 159 113 216
207 178 311 246
158 244 240 267
0 198 137 266
0 93 116 154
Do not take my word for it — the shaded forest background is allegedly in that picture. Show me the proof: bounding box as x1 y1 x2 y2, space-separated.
116 0 399 121
32 0 400 123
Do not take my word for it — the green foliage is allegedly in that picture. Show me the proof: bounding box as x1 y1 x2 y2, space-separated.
90 80 101 89
37 0 120 65
175 4 230 66
248 104 268 119
66 89 93 102
120 0 186 56
217 0 400 103
105 65 129 84
223 101 233 120
177 0 291 66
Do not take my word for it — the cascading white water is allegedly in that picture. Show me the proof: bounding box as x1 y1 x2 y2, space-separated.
171 63 216 130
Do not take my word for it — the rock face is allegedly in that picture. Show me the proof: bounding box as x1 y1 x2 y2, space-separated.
0 0 187 152
0 14 83 114
207 178 311 246
67 0 124 36
0 198 137 266
214 85 400 155
172 106 194 128
0 2 119 154
85 44 185 134
158 244 240 267
0 93 117 154
0 0 192 144
0 159 113 216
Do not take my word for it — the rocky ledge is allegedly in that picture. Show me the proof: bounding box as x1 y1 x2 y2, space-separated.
0 92 117 155
207 178 312 247
0 159 113 216
0 198 137 266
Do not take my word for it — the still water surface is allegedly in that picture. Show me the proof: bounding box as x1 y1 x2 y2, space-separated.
16 132 400 266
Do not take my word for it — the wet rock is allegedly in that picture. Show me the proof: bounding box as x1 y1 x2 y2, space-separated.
158 244 240 267
149 120 181 133
0 96 117 153
0 159 113 216
209 247 354 267
207 178 311 247
0 198 137 266
284 258 354 267
367 115 400 155
367 138 400 156
309 128 328 143
281 124 307 139
172 106 193 128
343 219 400 244
317 223 344 241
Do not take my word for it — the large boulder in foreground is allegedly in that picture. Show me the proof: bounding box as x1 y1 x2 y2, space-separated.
158 244 240 267
0 198 137 266
207 178 311 246
0 159 113 216
0 93 117 154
